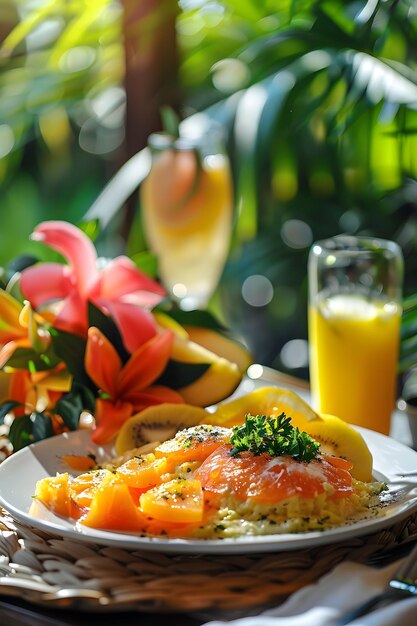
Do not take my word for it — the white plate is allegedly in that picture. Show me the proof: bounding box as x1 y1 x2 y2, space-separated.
1 378 417 554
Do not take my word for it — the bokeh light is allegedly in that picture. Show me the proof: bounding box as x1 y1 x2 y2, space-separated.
59 46 97 73
339 210 361 233
211 58 250 93
242 274 274 307
280 339 309 369
281 219 312 249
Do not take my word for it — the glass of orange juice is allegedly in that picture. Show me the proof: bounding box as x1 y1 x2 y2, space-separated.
141 123 233 311
308 236 403 434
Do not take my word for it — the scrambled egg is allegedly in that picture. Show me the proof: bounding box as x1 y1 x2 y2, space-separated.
104 425 385 538
34 423 386 539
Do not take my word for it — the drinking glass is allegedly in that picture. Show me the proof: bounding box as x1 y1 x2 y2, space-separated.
140 123 233 311
308 235 403 434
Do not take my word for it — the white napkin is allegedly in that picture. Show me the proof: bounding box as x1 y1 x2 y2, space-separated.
203 559 417 626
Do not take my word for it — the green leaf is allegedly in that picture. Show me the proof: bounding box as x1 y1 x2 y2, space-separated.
313 6 357 46
161 105 180 138
230 413 320 461
55 391 85 430
0 401 21 425
31 412 55 442
401 317 417 342
161 309 226 332
4 346 61 372
403 293 417 312
130 251 158 278
51 329 96 391
55 383 96 430
156 360 210 389
87 301 130 363
7 254 39 273
220 0 263 23
73 382 96 413
8 415 33 451
77 218 100 242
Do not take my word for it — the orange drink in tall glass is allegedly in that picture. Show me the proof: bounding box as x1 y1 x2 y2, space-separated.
308 236 403 434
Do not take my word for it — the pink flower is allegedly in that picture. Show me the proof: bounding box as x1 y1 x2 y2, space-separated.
20 221 166 353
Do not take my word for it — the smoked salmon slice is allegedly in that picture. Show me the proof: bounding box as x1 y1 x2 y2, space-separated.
194 444 353 504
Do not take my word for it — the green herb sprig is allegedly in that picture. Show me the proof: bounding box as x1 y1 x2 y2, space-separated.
230 413 320 462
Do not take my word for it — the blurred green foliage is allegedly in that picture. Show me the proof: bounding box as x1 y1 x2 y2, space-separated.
0 0 123 264
176 0 417 375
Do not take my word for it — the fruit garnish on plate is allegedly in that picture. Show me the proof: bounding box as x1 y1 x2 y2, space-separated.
153 424 231 470
114 403 208 455
208 386 319 427
59 454 98 472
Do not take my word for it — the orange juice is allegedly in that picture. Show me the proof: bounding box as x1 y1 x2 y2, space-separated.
309 293 401 434
141 148 233 310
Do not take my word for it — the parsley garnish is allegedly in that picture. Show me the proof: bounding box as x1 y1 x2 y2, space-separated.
230 413 320 462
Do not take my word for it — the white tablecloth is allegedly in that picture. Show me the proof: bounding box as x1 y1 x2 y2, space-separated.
203 558 417 626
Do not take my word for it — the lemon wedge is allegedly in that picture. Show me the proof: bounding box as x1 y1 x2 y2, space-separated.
206 386 320 428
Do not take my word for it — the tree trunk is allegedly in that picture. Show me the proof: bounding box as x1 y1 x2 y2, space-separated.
122 0 180 155
120 0 180 238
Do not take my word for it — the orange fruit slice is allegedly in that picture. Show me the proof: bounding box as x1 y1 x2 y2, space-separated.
154 424 231 470
81 473 148 532
69 469 113 508
139 478 204 523
34 473 72 517
116 454 168 489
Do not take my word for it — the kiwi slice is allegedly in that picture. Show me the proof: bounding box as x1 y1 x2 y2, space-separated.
115 403 208 455
302 414 373 482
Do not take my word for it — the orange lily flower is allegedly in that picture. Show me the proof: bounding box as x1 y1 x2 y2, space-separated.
0 288 27 345
0 289 51 369
8 365 71 424
85 327 183 443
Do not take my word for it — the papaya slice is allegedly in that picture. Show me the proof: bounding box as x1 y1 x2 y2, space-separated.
139 478 204 523
81 473 148 532
153 424 231 470
115 454 168 489
69 469 113 508
60 455 97 472
34 473 75 517
183 326 252 373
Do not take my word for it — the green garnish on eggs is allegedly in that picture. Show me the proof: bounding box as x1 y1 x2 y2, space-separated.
230 413 321 461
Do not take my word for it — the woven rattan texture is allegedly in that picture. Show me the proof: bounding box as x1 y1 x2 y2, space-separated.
1 507 417 613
